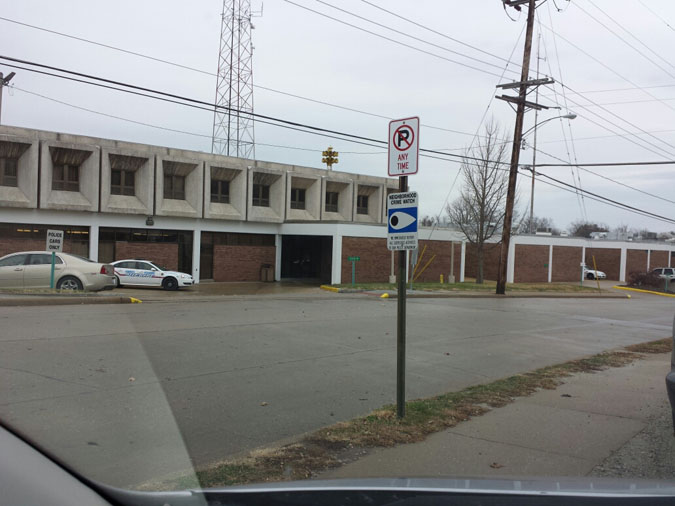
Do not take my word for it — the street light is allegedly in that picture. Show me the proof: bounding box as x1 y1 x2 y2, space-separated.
522 112 576 234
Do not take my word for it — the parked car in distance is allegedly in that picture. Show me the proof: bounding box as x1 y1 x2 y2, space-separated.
0 251 114 291
652 267 675 280
111 259 194 290
582 264 606 280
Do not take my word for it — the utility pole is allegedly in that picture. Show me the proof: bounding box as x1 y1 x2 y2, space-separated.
0 72 16 125
495 0 552 294
529 31 542 235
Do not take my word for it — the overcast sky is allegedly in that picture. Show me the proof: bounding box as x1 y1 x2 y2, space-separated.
2 0 675 232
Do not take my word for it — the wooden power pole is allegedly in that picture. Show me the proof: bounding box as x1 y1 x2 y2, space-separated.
495 0 552 294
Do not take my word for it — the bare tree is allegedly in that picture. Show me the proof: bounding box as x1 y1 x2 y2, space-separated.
568 220 608 238
446 121 510 284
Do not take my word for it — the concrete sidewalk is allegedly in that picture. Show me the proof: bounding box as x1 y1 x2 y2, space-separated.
323 353 670 480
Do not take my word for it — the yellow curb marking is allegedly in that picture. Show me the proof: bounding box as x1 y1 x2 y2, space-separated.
613 286 675 298
320 285 340 293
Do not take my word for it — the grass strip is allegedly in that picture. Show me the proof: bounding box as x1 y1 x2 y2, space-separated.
145 338 671 491
334 282 602 293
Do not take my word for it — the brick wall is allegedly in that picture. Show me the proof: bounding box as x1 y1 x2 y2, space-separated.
341 236 400 283
115 242 178 271
552 245 583 282
649 250 669 270
213 245 275 282
464 243 501 281
585 248 621 280
626 249 648 277
514 245 549 283
0 237 82 258
411 240 456 283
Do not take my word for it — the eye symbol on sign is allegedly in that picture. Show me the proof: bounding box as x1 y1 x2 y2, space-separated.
389 211 416 230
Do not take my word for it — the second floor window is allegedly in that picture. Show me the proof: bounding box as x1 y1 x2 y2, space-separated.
325 191 339 213
211 179 230 204
357 195 369 215
53 164 79 192
111 169 135 196
164 174 186 200
290 188 306 210
252 183 270 207
0 158 18 187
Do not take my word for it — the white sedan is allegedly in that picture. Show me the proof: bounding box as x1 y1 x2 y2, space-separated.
582 265 606 280
0 251 114 291
111 259 194 290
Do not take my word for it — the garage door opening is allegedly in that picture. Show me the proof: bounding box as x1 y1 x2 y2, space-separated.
281 235 332 283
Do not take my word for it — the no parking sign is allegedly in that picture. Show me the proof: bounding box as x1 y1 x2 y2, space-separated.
388 117 419 176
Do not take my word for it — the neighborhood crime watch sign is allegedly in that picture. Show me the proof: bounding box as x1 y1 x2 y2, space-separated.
387 191 418 251
46 229 64 252
388 117 419 176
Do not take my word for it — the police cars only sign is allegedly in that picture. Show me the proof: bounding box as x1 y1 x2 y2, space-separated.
388 117 419 176
387 191 418 251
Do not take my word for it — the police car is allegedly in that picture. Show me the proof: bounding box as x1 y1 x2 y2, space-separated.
111 259 193 290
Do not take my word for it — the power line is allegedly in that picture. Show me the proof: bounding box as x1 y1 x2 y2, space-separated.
280 0 507 78
5 56 675 228
638 0 675 35
523 169 675 225
7 55 675 171
10 85 386 155
575 1 675 80
533 145 675 205
526 168 675 225
358 0 519 67
0 15 508 141
538 9 586 218
9 10 673 159
313 0 518 75
539 19 675 128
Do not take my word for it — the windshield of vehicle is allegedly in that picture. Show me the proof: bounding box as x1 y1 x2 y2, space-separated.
2 0 675 499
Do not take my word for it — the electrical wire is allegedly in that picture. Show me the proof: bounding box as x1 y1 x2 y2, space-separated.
313 0 519 75
280 0 507 78
0 14 501 140
357 0 519 67
533 145 675 205
575 1 675 80
3 57 675 227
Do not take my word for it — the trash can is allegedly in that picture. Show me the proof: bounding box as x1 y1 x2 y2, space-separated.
260 264 274 282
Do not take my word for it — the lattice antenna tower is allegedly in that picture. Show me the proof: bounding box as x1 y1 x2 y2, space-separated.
212 0 262 158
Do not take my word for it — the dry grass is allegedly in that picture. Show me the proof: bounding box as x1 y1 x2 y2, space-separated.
147 342 667 490
625 338 672 354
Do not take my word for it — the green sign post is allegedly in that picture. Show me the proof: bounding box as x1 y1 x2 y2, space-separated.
348 256 360 286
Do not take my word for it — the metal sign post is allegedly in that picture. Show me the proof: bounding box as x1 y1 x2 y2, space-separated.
387 117 420 419
46 229 64 289
348 256 360 286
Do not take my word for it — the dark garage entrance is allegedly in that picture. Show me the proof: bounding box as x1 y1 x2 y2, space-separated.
281 235 332 283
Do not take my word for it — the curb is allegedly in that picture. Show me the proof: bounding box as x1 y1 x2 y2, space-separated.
613 285 675 298
0 296 141 307
371 292 629 299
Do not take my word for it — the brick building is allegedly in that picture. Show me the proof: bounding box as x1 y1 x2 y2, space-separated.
0 125 672 285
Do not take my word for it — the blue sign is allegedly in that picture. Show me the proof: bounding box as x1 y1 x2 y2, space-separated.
388 207 418 234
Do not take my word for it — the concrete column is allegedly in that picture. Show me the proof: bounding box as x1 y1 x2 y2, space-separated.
647 249 651 270
192 229 201 284
547 245 553 283
89 224 99 261
331 234 342 284
460 241 466 282
275 234 282 281
506 240 516 284
619 247 627 282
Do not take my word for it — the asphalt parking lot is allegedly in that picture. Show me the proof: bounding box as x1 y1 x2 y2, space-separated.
0 291 673 487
